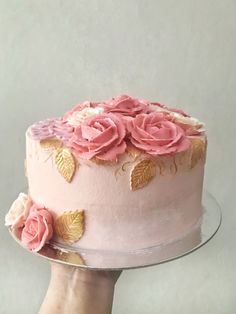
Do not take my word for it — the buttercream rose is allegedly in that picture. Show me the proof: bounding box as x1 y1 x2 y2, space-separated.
68 113 127 161
66 107 104 127
149 102 190 117
28 118 74 143
101 95 149 117
171 112 205 136
5 193 32 228
21 204 53 252
127 112 190 155
63 101 101 121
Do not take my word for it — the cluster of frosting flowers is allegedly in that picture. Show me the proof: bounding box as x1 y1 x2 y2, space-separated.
5 193 53 252
149 102 205 136
28 118 74 144
29 95 205 161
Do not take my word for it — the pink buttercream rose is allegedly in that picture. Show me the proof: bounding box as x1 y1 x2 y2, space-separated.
68 113 127 161
21 204 53 252
101 95 149 117
127 112 190 156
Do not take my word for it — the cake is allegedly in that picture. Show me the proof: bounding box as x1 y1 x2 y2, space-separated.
5 95 206 253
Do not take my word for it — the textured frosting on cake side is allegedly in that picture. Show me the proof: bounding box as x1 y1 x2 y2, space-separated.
5 95 207 253
26 134 205 251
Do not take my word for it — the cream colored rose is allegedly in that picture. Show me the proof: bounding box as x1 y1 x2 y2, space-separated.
67 107 104 126
149 104 205 135
171 112 205 135
5 193 32 228
149 104 170 114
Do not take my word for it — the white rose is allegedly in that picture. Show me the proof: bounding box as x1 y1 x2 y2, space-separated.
150 104 205 134
67 107 104 126
171 112 205 133
149 104 170 114
5 193 32 227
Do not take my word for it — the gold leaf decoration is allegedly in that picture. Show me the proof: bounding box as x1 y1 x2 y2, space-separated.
130 159 156 191
126 144 142 159
177 150 191 167
55 148 76 182
56 250 85 265
190 138 205 169
54 210 84 244
91 157 115 166
169 156 178 175
156 158 166 175
121 161 132 172
40 138 62 150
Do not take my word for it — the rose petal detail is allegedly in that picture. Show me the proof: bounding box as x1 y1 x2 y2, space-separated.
68 113 127 161
21 206 53 252
128 112 190 156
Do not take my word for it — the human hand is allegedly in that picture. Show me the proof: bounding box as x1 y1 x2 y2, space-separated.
39 262 122 314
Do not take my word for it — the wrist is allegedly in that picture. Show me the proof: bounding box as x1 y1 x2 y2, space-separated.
50 263 117 290
39 263 121 314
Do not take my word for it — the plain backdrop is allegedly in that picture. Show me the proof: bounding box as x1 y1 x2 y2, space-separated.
0 1 236 313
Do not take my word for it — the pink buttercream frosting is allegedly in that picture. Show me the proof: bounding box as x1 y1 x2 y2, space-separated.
68 113 127 161
127 112 190 155
21 204 53 252
26 95 205 160
28 118 74 143
101 95 149 117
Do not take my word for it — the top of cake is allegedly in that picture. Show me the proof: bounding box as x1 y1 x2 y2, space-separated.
27 94 205 163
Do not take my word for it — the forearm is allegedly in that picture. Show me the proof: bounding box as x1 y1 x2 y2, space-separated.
39 264 118 314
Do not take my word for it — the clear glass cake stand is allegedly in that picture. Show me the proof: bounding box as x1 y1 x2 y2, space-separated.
9 190 221 270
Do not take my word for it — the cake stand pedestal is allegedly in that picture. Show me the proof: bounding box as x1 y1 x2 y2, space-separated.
9 190 221 314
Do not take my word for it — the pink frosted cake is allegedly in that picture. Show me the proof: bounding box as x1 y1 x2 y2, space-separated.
5 95 206 253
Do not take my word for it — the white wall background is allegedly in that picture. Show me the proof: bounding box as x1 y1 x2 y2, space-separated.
0 1 236 313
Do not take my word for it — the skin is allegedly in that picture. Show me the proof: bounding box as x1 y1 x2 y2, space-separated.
39 263 122 314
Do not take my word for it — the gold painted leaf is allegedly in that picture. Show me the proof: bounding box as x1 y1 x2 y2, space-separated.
190 138 205 168
126 144 142 159
54 210 84 244
40 138 62 150
56 250 85 265
91 157 115 166
169 156 178 175
130 159 156 191
156 158 166 175
55 148 76 182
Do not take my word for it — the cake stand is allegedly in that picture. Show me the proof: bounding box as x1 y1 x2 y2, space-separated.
9 190 222 314
9 190 221 270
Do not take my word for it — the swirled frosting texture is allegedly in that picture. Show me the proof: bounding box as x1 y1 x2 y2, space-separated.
28 118 74 143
